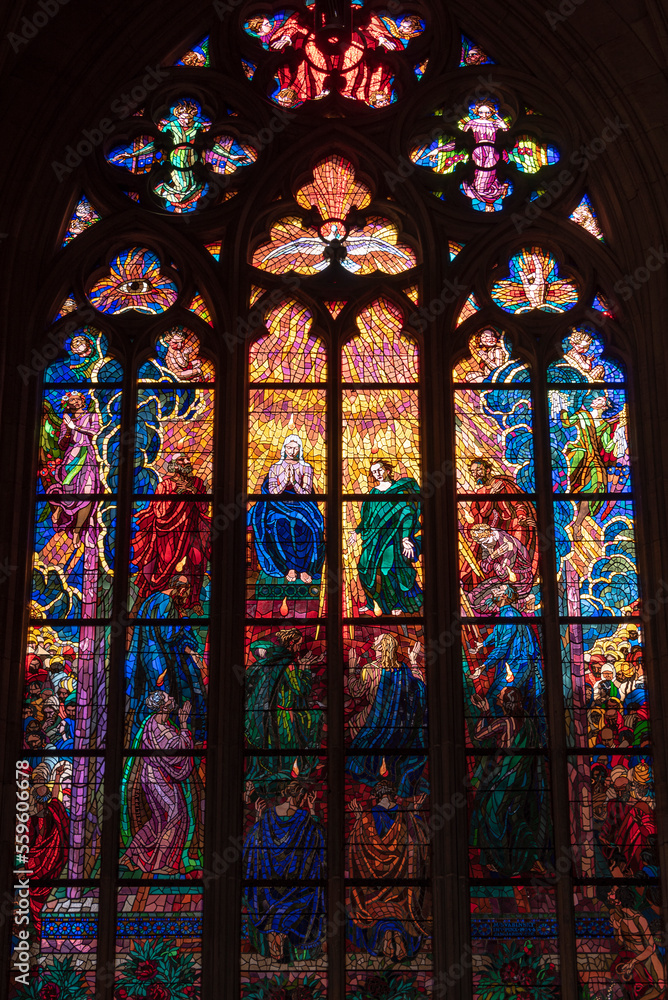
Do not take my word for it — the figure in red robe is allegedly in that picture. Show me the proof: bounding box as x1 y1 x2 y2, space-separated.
245 12 423 107
466 525 536 615
131 454 211 612
461 458 538 594
347 782 431 961
28 762 69 939
598 768 656 877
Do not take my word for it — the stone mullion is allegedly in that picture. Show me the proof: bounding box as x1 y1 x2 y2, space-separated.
533 356 579 1000
329 317 344 999
95 364 135 1000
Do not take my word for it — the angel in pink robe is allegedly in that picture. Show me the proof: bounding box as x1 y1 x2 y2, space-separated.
47 391 101 544
120 692 196 876
460 103 510 210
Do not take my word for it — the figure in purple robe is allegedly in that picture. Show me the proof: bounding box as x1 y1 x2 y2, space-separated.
45 391 105 879
46 391 101 545
120 692 198 875
467 523 536 615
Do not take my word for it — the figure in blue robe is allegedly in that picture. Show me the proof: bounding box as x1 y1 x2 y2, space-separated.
468 585 545 743
126 577 206 744
346 633 428 796
249 435 325 585
44 331 123 383
243 781 325 964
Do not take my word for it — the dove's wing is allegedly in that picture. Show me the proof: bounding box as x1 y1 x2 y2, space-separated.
345 234 415 275
345 236 411 257
260 237 325 262
252 217 327 273
253 234 326 273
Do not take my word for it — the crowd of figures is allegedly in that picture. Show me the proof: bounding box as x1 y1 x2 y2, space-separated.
242 627 430 968
24 639 82 753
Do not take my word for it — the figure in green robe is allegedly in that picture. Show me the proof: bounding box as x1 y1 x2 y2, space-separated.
351 460 422 616
469 687 551 877
153 100 211 212
560 392 623 537
244 628 324 792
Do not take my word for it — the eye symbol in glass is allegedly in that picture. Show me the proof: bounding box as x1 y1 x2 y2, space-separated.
87 247 179 315
117 279 152 295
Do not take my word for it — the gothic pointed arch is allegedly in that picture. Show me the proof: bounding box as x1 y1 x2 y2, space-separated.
1 4 668 1000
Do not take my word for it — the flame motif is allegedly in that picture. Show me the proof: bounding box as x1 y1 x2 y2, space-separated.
291 759 300 778
280 597 289 617
295 158 371 220
380 758 389 778
157 667 168 687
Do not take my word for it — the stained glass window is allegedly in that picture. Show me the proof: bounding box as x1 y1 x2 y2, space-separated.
11 310 214 996
548 331 662 999
490 248 580 315
242 280 430 993
342 301 430 994
118 331 213 994
87 247 179 314
16 326 122 994
454 332 559 996
244 298 328 993
62 195 101 245
450 306 665 997
252 157 416 276
9 7 665 1000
